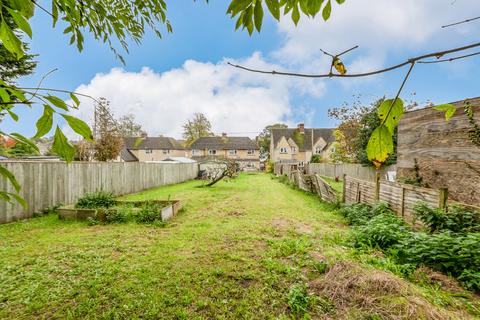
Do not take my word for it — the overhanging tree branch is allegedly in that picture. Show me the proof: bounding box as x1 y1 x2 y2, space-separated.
227 41 480 78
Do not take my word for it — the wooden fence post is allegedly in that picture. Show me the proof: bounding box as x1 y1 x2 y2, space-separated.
400 187 405 218
342 174 346 203
439 188 448 210
375 172 381 202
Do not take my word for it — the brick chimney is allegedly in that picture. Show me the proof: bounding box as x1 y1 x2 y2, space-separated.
297 123 305 134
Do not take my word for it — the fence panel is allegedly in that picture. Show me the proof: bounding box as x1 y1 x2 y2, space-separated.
307 163 396 181
0 161 198 224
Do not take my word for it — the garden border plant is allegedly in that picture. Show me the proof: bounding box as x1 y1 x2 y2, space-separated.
337 201 480 292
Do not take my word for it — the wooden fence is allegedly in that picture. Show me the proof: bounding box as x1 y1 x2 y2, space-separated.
343 175 474 225
306 163 396 181
0 161 199 224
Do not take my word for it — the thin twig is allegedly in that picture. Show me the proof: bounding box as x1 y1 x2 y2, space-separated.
381 62 415 127
24 68 58 104
30 0 54 18
228 41 480 78
18 87 97 101
442 16 480 28
418 51 480 64
337 45 359 57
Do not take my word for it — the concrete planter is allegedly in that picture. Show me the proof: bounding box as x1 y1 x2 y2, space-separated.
58 200 182 222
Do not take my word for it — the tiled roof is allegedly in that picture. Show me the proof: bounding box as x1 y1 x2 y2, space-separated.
271 128 334 152
120 148 138 162
123 137 185 150
190 136 259 150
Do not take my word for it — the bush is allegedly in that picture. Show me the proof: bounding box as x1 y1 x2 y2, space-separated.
105 207 133 223
354 214 411 249
135 202 161 224
338 202 392 226
75 191 116 209
413 202 479 233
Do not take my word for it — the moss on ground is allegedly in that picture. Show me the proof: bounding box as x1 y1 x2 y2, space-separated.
0 173 478 319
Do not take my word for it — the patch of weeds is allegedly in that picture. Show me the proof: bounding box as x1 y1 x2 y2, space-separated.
75 191 116 209
135 202 161 224
33 204 62 218
86 217 99 226
287 283 332 318
268 236 312 258
105 207 133 223
312 261 328 274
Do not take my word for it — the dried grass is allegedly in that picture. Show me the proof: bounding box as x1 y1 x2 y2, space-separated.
310 261 471 320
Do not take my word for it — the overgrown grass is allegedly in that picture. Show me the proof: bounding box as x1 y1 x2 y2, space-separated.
0 173 478 319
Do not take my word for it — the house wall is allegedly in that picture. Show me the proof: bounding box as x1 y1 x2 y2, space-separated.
130 149 187 162
397 97 480 205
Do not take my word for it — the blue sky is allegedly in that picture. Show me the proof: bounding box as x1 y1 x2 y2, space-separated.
6 0 480 139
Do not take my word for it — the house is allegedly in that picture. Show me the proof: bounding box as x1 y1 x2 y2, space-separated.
190 133 260 170
270 124 334 166
121 136 187 162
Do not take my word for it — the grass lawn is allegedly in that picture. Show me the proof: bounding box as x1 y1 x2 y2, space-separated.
0 173 478 319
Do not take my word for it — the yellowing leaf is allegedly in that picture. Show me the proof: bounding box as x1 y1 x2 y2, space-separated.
433 103 457 121
366 125 394 168
333 57 346 75
378 98 404 133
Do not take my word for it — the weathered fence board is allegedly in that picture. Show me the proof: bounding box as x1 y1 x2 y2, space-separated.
306 163 396 181
0 161 198 224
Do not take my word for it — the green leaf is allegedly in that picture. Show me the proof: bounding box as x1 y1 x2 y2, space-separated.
52 126 75 162
34 105 54 138
61 114 94 142
254 0 264 32
433 103 457 121
9 133 39 153
0 87 11 103
70 93 80 107
366 125 394 168
7 109 18 121
45 95 68 111
292 4 300 25
265 0 280 20
322 0 332 21
9 192 27 208
0 165 21 192
0 20 24 59
227 0 252 16
336 0 345 3
378 98 404 133
6 8 32 38
307 0 324 17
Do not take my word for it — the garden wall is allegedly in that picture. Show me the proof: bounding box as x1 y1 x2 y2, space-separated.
0 161 198 224
397 97 480 205
306 163 396 181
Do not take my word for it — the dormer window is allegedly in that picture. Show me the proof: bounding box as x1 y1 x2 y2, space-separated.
291 147 296 153
145 149 152 154
315 147 322 154
280 147 288 154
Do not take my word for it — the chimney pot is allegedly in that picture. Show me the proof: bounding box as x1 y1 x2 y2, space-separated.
297 123 305 133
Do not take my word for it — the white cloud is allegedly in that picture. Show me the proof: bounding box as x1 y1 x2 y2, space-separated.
65 1 479 140
66 53 323 139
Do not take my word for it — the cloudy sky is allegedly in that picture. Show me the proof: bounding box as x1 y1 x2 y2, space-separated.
5 0 480 139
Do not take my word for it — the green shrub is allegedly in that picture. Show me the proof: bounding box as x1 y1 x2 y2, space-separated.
458 269 480 292
75 191 116 209
413 202 479 233
135 202 161 224
105 207 133 223
338 202 392 226
354 214 411 249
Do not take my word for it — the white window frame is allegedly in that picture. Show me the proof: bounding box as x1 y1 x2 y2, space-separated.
247 149 255 155
291 147 296 153
192 149 198 156
315 147 322 154
208 149 217 155
145 149 152 154
280 147 288 154
229 149 237 155
163 149 170 155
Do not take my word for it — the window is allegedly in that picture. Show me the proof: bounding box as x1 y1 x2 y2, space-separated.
299 161 305 167
163 149 170 155
315 147 322 154
247 150 255 155
280 147 288 154
208 149 217 155
229 150 237 155
246 162 255 168
145 149 152 154
291 147 296 153
192 149 199 155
